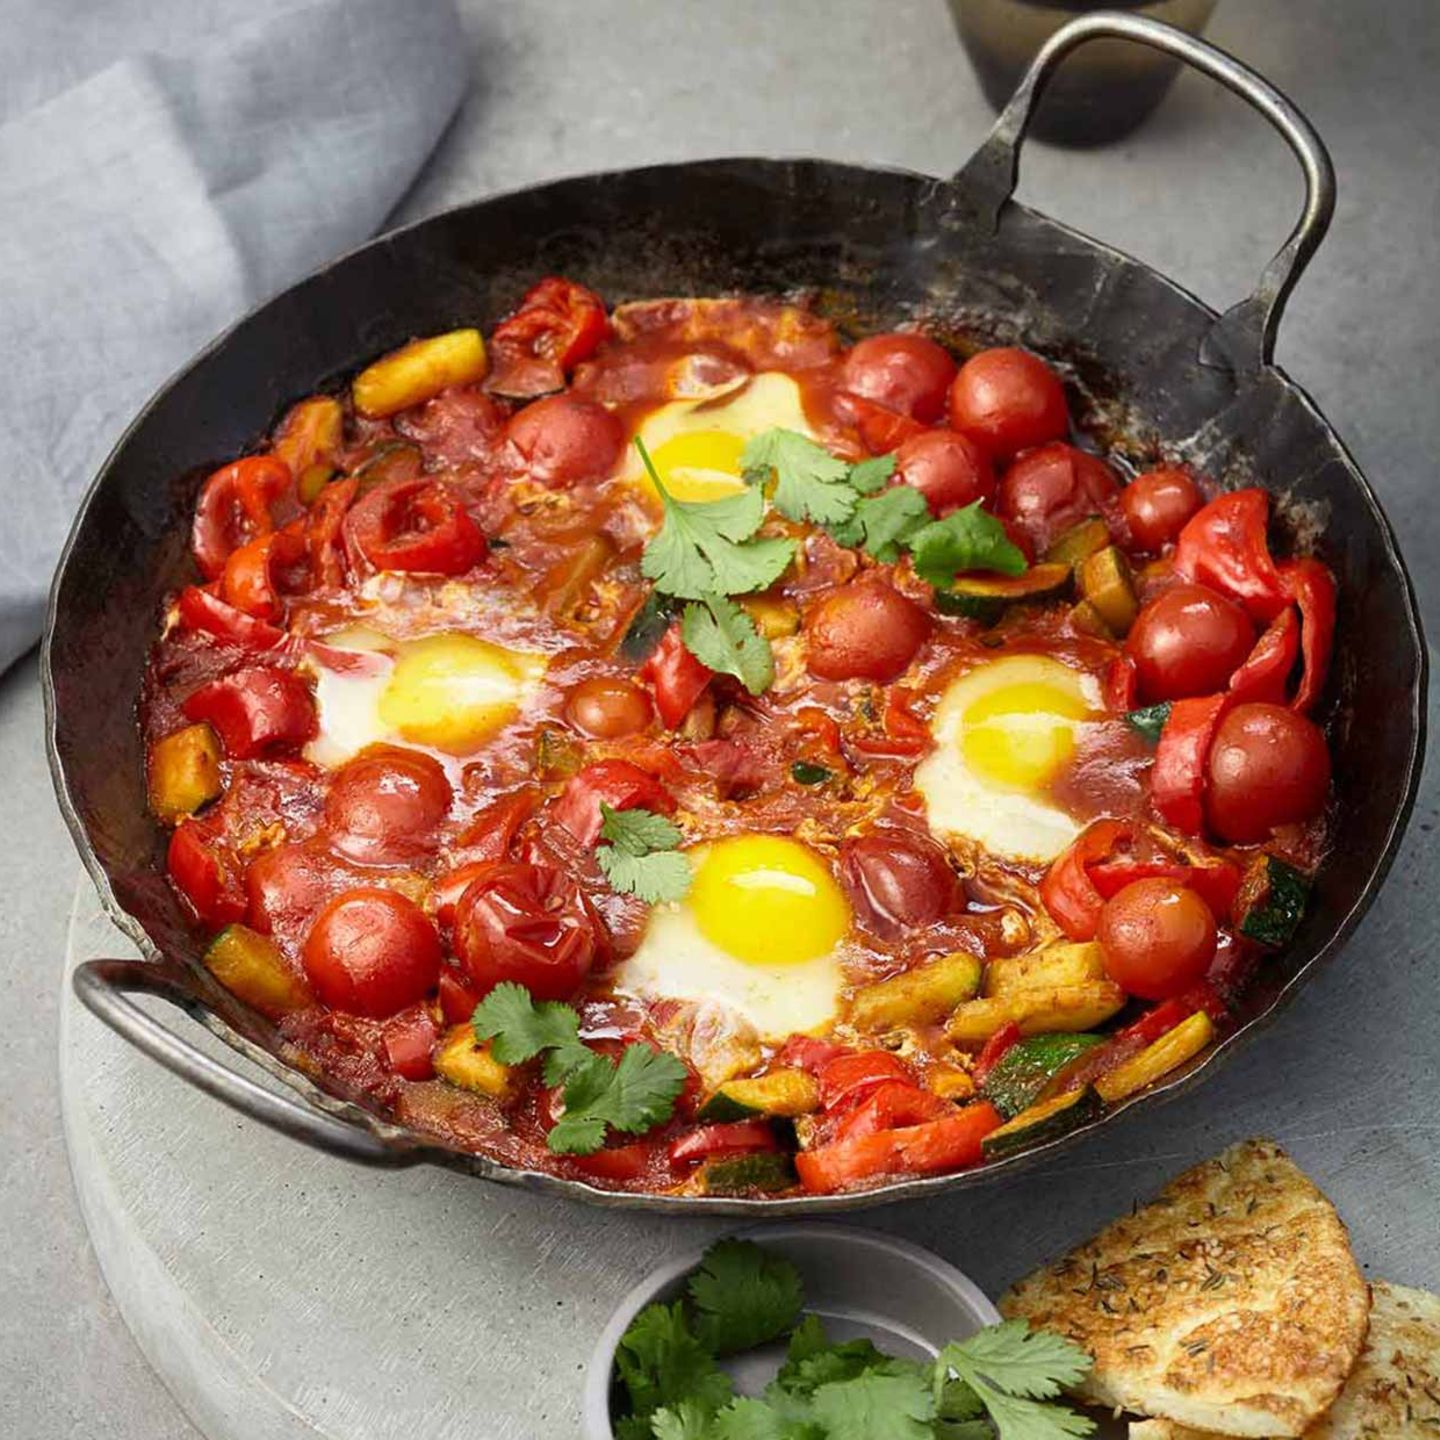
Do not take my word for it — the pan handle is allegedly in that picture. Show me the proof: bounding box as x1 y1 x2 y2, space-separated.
72 957 419 1167
948 10 1335 373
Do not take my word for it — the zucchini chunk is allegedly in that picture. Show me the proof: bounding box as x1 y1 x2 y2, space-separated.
981 1086 1103 1160
148 722 223 823
1078 545 1138 636
984 941 1105 997
848 951 984 1031
204 924 314 1019
1095 1010 1214 1103
982 1032 1106 1119
698 1150 796 1196
934 563 1072 624
1235 854 1311 946
1043 517 1110 573
434 1024 512 1098
697 1069 820 1123
947 981 1127 1043
352 328 488 418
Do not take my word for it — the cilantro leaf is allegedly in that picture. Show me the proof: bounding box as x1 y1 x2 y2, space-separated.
470 980 578 1063
638 438 795 599
910 502 1028 588
710 1396 812 1440
597 803 692 904
935 1321 1092 1401
848 453 896 495
601 804 685 855
806 1367 935 1440
681 595 776 696
742 429 857 525
968 1385 1095 1440
688 1239 805 1355
651 1399 720 1440
616 1301 733 1431
833 485 931 563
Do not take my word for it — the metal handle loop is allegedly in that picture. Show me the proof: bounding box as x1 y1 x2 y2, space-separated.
72 958 417 1167
950 9 1335 373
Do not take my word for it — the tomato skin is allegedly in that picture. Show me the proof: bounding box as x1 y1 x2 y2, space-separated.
452 862 600 1001
1126 583 1256 702
323 745 452 865
1205 703 1330 843
641 624 713 729
839 829 958 939
1098 878 1218 1001
302 888 441 1018
168 821 246 927
565 676 653 739
342 476 485 575
304 476 357 588
893 429 995 516
1173 488 1287 622
220 526 308 620
838 392 927 455
182 666 317 759
453 790 536 864
552 759 675 848
488 278 608 399
948 348 1069 461
669 1119 779 1166
437 969 483 1025
1121 468 1203 551
505 394 624 486
997 442 1120 555
804 579 930 683
192 455 294 581
841 333 957 424
245 841 352 940
176 585 284 651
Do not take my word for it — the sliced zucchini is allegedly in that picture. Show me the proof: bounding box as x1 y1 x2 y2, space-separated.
697 1069 820 1122
934 563 1072 624
204 924 314 1020
1069 599 1112 638
1043 517 1110 573
297 463 337 504
434 1024 511 1098
698 1150 796 1195
848 951 985 1031
947 981 1127 1044
1078 545 1138 636
984 941 1105 997
148 722 223 824
982 1033 1106 1119
352 328 488 418
981 1086 1103 1159
1126 701 1173 745
1235 854 1311 947
1095 1010 1213 1103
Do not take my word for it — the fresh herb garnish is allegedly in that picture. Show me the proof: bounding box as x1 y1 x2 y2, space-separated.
742 428 859 525
597 803 692 904
681 594 776 696
623 589 681 662
472 981 686 1155
1125 701 1172 744
790 761 833 786
831 485 932 563
613 1240 1096 1440
909 503 1029 590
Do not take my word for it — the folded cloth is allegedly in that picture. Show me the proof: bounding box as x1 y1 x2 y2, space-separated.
0 0 467 672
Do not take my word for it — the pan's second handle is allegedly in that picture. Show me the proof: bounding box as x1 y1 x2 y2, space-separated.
73 958 418 1167
949 10 1335 375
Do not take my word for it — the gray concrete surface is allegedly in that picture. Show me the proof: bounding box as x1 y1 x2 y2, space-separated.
3 1 1437 1436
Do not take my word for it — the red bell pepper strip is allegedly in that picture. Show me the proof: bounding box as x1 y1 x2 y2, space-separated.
569 1142 650 1182
1151 693 1231 835
775 1035 849 1075
1280 557 1337 714
191 455 295 581
342 477 486 576
176 585 284 651
381 1005 439 1080
669 1119 779 1166
220 525 308 620
167 820 247 927
970 1022 1022 1087
795 1100 1003 1194
1173 489 1288 623
551 759 676 848
817 1050 914 1111
305 476 357 589
1088 853 1241 920
641 624 712 729
1228 606 1300 706
182 666 318 759
1039 819 1132 941
834 1082 951 1142
1103 655 1139 713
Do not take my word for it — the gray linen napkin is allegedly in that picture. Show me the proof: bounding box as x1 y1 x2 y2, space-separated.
0 0 467 671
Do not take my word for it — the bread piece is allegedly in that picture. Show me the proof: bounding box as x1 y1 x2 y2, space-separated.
1128 1280 1440 1439
1001 1139 1369 1436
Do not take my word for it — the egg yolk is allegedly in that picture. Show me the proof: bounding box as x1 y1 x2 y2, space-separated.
689 836 850 966
647 429 748 502
960 681 1091 791
378 633 541 754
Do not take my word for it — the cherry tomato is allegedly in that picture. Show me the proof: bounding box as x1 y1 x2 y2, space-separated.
220 526 308 620
839 829 958 939
1098 878 1217 1001
552 759 675 848
997 442 1120 554
893 429 995 516
437 968 483 1025
1121 468 1203 551
302 888 441 1018
245 842 351 940
505 394 624 486
948 347 1069 461
488 278 609 399
342 476 485 575
323 745 452 864
192 455 294 581
394 387 506 465
1205 702 1330 843
841 333 957 424
805 579 930 683
1125 583 1256 702
452 862 600 1001
565 676 653 739
182 666 317 758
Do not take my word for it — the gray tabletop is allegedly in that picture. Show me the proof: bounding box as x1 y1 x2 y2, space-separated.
4 2 1438 1436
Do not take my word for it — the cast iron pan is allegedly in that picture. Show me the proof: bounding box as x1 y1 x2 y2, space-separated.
44 14 1426 1212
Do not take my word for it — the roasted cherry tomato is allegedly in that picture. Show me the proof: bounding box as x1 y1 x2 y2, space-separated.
168 820 246 927
1126 583 1256 702
452 862 600 1001
437 968 484 1025
323 745 452 865
1205 702 1330 843
302 887 441 1018
893 429 995 516
453 790 536 864
182 666 317 758
997 442 1120 555
641 624 713 729
381 1004 439 1080
395 387 506 464
487 278 609 399
948 347 1068 461
342 476 485 575
552 759 675 848
565 676 653 739
505 394 624 486
245 841 352 941
1098 878 1218 1001
1121 468 1203 551
840 332 957 424
804 579 929 683
176 585 284 651
839 828 958 939
191 455 294 581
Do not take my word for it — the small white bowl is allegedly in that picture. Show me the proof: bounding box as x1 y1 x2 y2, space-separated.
583 1224 1002 1439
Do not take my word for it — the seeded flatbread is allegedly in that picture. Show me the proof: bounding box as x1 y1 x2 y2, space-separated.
1000 1139 1369 1437
1128 1280 1440 1439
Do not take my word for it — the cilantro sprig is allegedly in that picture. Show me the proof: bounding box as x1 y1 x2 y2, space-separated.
682 595 776 695
742 428 858 524
909 504 1028 589
613 1240 1095 1440
597 803 692 904
471 982 686 1155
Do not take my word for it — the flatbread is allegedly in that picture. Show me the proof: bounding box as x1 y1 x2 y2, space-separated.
1128 1281 1440 1439
1000 1139 1369 1437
